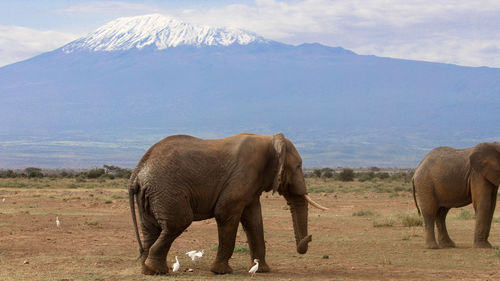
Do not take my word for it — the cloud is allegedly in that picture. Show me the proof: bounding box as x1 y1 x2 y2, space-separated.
0 25 78 67
57 1 159 15
175 0 500 67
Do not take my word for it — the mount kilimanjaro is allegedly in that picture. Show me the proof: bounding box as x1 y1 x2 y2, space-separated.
1 14 500 168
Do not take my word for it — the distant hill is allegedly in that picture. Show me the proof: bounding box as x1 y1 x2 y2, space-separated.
1 14 499 168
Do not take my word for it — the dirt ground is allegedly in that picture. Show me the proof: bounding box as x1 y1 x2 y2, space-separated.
1 178 500 280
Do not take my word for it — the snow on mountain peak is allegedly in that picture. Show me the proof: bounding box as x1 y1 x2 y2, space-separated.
62 14 268 52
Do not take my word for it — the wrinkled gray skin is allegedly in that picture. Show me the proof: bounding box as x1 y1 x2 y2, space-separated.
413 142 500 249
129 133 313 275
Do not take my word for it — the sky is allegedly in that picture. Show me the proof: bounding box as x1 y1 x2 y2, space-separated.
1 0 500 68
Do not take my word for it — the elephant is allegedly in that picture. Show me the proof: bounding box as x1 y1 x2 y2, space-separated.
412 142 500 249
128 132 327 275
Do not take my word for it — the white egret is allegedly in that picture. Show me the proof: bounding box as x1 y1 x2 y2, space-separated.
56 216 60 227
248 259 259 277
172 256 180 272
186 250 197 261
192 250 204 261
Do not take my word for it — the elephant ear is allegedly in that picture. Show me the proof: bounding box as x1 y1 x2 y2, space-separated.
271 133 287 194
470 142 500 186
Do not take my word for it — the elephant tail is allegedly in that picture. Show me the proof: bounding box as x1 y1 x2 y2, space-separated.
129 176 145 258
412 178 421 216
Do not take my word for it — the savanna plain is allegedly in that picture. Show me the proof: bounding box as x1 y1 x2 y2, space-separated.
1 172 500 281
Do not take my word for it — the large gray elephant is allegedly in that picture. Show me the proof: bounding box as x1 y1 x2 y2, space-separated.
412 142 500 249
129 133 327 275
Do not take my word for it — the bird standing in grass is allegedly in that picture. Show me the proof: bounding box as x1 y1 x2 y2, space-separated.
187 250 204 261
172 256 180 272
186 250 197 259
56 216 60 227
2 198 5 203
192 250 204 261
249 259 259 277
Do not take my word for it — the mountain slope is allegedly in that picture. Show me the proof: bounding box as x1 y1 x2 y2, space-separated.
1 15 499 168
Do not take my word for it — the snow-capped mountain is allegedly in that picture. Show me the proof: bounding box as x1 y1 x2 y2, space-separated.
1 15 500 168
62 14 268 52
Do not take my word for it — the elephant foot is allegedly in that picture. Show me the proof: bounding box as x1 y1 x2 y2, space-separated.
210 261 233 274
438 239 456 248
142 257 168 275
425 241 439 249
474 241 493 249
255 261 270 273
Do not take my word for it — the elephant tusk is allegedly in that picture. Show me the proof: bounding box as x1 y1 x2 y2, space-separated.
304 194 328 210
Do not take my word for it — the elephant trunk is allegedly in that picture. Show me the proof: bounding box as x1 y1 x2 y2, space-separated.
287 194 311 254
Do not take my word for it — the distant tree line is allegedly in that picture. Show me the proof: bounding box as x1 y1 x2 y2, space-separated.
0 165 132 179
304 167 413 182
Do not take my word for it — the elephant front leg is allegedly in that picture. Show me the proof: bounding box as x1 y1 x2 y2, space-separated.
211 214 241 274
241 198 270 273
472 186 497 248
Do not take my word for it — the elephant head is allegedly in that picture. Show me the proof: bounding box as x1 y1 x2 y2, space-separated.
470 142 500 186
270 133 327 254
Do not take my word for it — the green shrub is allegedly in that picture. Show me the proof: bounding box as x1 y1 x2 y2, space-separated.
313 169 322 178
393 186 406 192
322 170 334 178
87 168 105 179
398 213 423 227
0 170 17 178
373 217 395 227
495 248 500 257
233 244 249 253
357 172 374 182
338 168 354 182
376 172 390 179
456 209 475 220
352 210 377 216
25 167 43 178
84 220 100 227
102 173 115 179
103 165 131 178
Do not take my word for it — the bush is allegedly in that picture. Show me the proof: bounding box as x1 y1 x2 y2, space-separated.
376 172 390 179
0 170 17 178
313 169 322 178
398 213 423 227
357 172 375 182
87 168 105 179
373 217 395 227
322 170 334 178
338 168 354 182
103 165 131 178
25 167 43 178
352 210 377 216
456 209 475 220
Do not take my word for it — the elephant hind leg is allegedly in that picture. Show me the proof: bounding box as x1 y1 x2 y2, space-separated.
436 207 455 248
140 219 161 266
422 211 439 249
142 193 193 275
143 220 191 275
